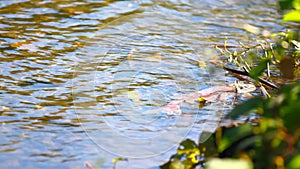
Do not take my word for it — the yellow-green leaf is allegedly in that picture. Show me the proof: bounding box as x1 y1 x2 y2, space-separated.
293 0 300 10
283 10 300 22
287 155 300 169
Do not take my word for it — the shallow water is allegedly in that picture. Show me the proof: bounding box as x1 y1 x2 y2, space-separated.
0 0 282 168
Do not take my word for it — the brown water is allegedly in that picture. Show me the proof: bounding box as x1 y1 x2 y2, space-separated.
0 0 282 168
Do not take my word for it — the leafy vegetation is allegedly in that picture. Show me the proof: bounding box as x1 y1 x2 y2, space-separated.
216 28 299 82
279 0 300 22
161 83 300 169
161 0 300 169
216 0 299 82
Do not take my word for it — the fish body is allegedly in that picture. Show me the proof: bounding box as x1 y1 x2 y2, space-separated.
162 86 236 115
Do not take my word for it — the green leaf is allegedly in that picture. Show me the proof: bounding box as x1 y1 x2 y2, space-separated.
218 124 253 153
218 123 253 153
287 155 300 169
178 139 197 150
279 0 294 10
283 10 300 22
249 59 269 81
293 0 300 10
279 86 300 131
206 158 253 169
227 97 263 118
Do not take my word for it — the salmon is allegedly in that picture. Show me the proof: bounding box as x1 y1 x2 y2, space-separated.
162 86 236 115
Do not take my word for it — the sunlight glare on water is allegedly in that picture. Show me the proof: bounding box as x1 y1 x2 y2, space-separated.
0 0 282 168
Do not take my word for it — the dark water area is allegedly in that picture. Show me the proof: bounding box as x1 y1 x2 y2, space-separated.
0 0 283 168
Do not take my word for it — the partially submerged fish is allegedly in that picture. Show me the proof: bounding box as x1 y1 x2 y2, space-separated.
132 81 256 121
162 81 256 115
161 85 236 115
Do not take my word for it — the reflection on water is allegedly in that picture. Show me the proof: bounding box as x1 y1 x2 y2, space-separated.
0 0 281 168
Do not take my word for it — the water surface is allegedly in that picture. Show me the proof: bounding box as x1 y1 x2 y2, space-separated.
0 0 282 168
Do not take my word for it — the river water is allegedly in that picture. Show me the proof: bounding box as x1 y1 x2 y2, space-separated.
0 0 282 169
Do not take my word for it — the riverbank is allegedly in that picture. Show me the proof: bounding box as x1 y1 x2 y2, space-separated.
159 1 300 168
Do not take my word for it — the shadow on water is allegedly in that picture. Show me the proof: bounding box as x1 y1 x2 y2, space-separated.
0 0 282 168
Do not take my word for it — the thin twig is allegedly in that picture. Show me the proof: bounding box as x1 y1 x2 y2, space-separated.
223 66 279 89
260 85 271 98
